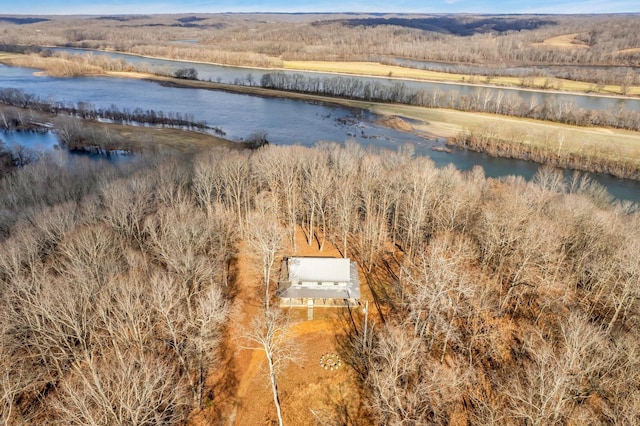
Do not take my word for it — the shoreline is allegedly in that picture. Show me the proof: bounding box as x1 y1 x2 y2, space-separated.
280 61 640 100
3 57 640 182
37 46 640 100
115 72 640 182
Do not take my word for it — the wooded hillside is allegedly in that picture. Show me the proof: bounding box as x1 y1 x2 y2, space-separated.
1 13 639 83
1 143 638 424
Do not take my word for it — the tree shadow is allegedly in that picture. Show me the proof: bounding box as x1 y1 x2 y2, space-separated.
197 255 242 422
321 310 374 426
201 324 240 422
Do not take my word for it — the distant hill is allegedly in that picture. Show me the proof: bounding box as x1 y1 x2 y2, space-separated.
340 16 557 35
0 16 50 25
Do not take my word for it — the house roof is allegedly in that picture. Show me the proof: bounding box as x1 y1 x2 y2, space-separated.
278 257 360 300
287 257 351 283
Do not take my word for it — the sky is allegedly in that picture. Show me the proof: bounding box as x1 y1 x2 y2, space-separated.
2 0 639 15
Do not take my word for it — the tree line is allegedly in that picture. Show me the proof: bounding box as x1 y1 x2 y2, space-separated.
260 72 640 131
450 126 640 181
0 88 210 131
1 141 638 424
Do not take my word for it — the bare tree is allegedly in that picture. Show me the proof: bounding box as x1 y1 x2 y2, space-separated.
402 233 476 360
144 202 219 309
301 148 334 250
101 175 155 246
328 176 357 258
52 223 126 288
152 158 193 209
355 154 391 270
251 145 304 251
601 226 640 333
54 351 190 425
216 151 253 236
363 322 461 425
506 312 618 425
29 201 81 255
54 115 84 147
192 147 227 217
150 270 228 409
396 157 438 257
320 141 362 258
0 319 24 425
4 272 97 384
241 308 298 426
246 206 286 309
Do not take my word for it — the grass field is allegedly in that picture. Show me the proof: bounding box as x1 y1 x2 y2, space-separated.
282 60 640 96
373 103 640 167
103 123 240 153
533 33 589 49
0 53 20 60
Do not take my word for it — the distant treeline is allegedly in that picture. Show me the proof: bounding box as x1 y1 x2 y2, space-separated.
341 16 556 36
0 44 43 54
0 17 50 25
0 88 212 131
260 72 640 131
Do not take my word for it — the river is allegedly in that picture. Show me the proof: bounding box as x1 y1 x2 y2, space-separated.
1 63 639 202
49 47 640 113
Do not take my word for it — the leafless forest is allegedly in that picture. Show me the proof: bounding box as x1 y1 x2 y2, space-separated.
0 142 639 424
1 11 640 425
2 13 640 83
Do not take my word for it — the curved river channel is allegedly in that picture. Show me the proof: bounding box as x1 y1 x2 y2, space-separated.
50 47 640 113
1 62 639 202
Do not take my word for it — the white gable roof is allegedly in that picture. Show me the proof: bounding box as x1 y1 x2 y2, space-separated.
288 257 351 283
279 257 360 300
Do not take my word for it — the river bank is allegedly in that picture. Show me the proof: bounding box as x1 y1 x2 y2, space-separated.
3 53 640 183
22 47 640 99
281 60 640 98
127 72 640 181
0 104 241 156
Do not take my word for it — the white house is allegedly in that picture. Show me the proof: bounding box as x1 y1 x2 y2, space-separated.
277 257 360 310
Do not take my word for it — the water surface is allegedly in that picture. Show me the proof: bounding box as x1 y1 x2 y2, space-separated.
49 47 640 113
1 63 638 202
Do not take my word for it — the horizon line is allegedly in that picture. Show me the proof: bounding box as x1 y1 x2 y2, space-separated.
3 11 640 16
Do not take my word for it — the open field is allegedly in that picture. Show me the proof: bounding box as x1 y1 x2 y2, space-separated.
533 33 590 49
372 103 640 167
102 123 241 153
283 59 640 96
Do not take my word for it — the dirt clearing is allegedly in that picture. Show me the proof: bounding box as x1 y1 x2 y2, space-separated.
191 229 366 425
